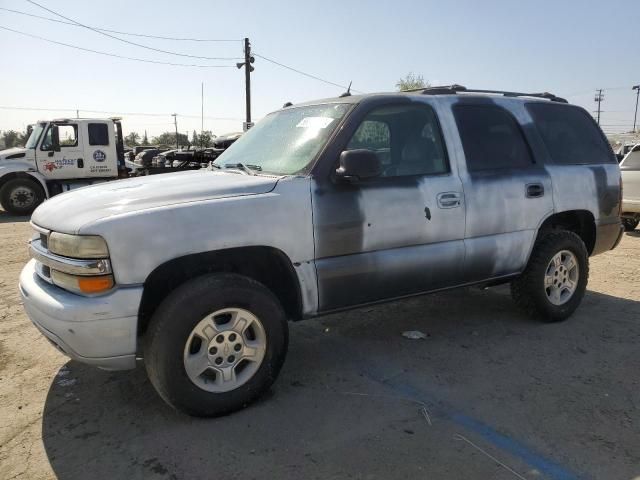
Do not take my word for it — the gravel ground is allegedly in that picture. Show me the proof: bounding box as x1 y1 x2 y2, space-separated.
0 210 639 480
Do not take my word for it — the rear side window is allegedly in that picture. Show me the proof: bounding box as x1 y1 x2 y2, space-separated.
88 123 109 146
526 103 614 165
453 105 533 171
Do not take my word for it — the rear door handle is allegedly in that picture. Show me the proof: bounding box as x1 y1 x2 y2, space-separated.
437 192 462 208
526 183 544 198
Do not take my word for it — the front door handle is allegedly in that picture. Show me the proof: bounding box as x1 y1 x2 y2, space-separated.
526 183 544 198
437 192 462 208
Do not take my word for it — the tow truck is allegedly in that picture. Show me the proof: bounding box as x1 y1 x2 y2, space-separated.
0 118 202 215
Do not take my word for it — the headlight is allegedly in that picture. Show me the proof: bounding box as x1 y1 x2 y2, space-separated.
51 270 114 295
48 232 109 259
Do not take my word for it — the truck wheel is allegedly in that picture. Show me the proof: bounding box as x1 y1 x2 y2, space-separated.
622 218 639 231
510 231 588 322
143 273 288 417
0 178 45 216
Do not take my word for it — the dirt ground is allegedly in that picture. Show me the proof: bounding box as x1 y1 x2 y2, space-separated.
0 209 639 480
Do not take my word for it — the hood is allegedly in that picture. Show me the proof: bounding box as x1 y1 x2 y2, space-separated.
0 147 28 160
31 169 280 233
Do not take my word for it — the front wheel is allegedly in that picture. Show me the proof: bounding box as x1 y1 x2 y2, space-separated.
511 231 589 322
0 178 45 215
622 218 639 232
144 273 288 417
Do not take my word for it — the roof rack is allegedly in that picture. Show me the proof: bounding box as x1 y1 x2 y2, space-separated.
420 84 568 103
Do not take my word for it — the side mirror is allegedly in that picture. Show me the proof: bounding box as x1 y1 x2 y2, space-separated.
335 149 382 183
51 125 61 152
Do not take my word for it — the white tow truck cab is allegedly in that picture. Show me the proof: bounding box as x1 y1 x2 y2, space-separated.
0 118 125 215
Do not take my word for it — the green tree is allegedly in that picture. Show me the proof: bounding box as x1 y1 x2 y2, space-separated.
191 130 199 146
198 130 215 147
152 132 189 148
124 131 140 146
142 130 149 145
396 72 429 92
16 128 31 146
1 130 20 148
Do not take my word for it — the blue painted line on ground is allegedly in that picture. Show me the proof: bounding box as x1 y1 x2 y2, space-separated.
355 363 582 480
451 413 580 480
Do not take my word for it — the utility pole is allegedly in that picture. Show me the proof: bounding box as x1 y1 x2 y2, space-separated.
633 85 640 133
76 109 79 119
594 89 604 125
201 82 204 148
171 113 178 149
236 38 255 131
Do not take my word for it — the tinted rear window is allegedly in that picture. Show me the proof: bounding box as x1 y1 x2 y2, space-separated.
527 103 614 165
88 123 109 146
453 105 533 171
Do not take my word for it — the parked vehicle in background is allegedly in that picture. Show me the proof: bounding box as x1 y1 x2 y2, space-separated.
0 118 208 215
212 132 242 152
614 141 638 162
620 143 640 231
135 148 167 167
20 86 623 417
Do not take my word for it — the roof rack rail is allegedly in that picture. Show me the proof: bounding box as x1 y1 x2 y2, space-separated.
420 84 568 103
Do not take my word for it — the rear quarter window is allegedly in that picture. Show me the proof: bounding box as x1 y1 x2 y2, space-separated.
526 103 614 165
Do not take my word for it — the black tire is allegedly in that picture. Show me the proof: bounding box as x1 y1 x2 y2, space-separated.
0 178 45 216
622 218 639 232
143 273 288 417
511 231 589 322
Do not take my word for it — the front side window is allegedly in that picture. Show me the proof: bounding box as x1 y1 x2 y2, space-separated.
453 105 533 171
527 103 615 165
88 123 109 146
214 103 351 175
41 124 78 150
346 103 449 177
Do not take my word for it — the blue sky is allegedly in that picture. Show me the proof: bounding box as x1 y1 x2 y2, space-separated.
0 0 638 138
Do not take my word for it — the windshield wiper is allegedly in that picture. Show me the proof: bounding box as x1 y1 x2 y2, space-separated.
224 162 262 175
207 161 221 170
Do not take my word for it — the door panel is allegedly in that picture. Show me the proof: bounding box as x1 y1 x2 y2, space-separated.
451 102 554 282
312 101 467 312
313 174 465 310
37 123 86 179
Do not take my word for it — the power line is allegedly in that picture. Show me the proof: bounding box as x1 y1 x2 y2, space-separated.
0 7 241 42
253 52 362 93
0 105 244 121
0 25 235 68
25 0 242 60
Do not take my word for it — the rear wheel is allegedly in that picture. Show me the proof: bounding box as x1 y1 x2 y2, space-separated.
144 273 288 417
511 231 589 322
622 218 639 232
0 178 45 215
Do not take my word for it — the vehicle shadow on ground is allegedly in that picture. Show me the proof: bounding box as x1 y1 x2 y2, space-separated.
0 210 29 224
40 287 640 480
626 230 640 238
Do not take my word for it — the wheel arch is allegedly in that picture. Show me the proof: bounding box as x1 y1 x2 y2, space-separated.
532 209 596 256
137 246 304 336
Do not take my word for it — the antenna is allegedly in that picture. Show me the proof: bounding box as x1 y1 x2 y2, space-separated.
339 81 352 98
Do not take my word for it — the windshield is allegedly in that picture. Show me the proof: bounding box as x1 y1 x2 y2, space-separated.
25 123 45 149
214 103 351 175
